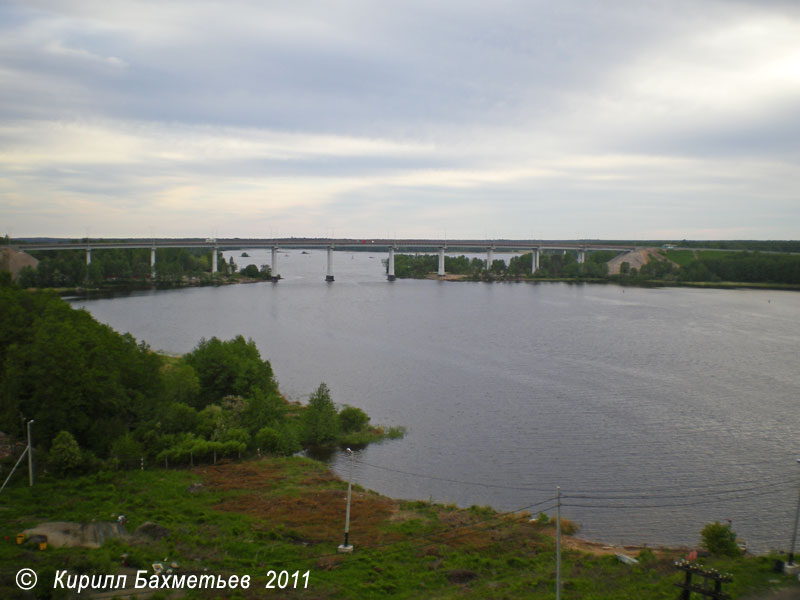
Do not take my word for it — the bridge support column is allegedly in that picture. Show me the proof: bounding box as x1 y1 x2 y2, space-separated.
150 247 156 278
578 249 585 264
212 246 218 273
388 247 396 281
532 248 540 274
271 246 279 281
487 247 494 271
438 247 445 277
326 246 334 282
86 247 91 266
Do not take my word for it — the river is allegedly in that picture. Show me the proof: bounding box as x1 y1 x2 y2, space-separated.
72 248 800 553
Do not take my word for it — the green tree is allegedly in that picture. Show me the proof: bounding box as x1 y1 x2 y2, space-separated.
255 424 301 456
301 383 339 446
241 388 286 436
184 336 277 407
159 402 198 434
49 430 82 475
701 521 739 556
161 361 201 407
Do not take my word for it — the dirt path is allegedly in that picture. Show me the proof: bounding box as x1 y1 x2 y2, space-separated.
607 247 677 275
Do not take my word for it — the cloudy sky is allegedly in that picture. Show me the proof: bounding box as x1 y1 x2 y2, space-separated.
1 0 799 240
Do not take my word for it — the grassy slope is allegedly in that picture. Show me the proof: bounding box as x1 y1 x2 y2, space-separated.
1 458 797 599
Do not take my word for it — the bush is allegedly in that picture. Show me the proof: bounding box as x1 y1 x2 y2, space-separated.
49 430 82 475
256 425 300 456
339 405 370 433
701 521 739 556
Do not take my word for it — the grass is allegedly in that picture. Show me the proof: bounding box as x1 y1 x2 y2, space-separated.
662 250 697 266
1 458 798 599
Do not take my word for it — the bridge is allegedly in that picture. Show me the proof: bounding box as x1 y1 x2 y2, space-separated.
14 238 636 282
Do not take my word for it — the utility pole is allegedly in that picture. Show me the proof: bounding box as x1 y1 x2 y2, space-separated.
788 458 800 565
338 448 354 553
27 419 34 487
556 486 561 600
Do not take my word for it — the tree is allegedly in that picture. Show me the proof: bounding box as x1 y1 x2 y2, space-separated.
701 521 740 556
49 430 82 475
241 388 286 435
240 264 260 278
184 336 277 407
301 383 339 446
161 361 201 407
255 424 300 456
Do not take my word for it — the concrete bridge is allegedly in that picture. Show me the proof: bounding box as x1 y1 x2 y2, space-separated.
15 238 636 282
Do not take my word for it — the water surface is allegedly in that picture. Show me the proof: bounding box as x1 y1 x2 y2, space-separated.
73 249 800 552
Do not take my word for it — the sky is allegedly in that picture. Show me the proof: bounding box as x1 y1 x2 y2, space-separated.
1 0 799 240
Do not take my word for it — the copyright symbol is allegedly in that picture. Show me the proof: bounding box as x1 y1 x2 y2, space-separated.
16 568 37 590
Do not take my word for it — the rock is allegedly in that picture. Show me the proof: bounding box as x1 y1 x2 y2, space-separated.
23 522 122 548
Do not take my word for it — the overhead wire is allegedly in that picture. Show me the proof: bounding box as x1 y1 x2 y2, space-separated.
562 484 794 510
349 456 794 497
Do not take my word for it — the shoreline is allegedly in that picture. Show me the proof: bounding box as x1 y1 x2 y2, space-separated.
418 273 800 290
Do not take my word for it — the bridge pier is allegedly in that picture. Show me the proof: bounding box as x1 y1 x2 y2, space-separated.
86 247 91 266
326 246 334 282
212 246 218 273
438 247 445 277
531 248 540 274
578 249 586 264
487 247 494 271
150 247 156 278
271 247 280 281
387 247 396 281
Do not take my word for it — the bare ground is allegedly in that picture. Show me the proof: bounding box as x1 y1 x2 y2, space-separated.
607 247 678 275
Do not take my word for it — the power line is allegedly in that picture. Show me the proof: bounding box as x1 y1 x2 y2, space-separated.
350 456 791 497
562 484 793 510
564 479 792 501
353 457 555 492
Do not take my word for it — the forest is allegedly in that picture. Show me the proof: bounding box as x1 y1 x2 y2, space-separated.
0 279 398 477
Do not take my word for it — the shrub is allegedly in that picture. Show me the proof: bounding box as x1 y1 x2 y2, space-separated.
339 405 370 433
256 425 300 456
49 430 82 475
701 521 739 556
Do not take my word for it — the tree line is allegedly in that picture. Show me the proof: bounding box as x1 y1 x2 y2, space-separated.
391 251 612 280
393 249 800 285
15 246 272 288
0 279 398 477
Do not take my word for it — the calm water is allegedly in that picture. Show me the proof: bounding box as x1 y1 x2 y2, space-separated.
73 249 800 552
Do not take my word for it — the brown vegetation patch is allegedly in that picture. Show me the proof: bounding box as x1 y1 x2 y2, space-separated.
216 488 397 546
198 460 284 491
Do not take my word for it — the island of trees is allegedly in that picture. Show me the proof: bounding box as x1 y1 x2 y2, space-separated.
0 278 402 477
